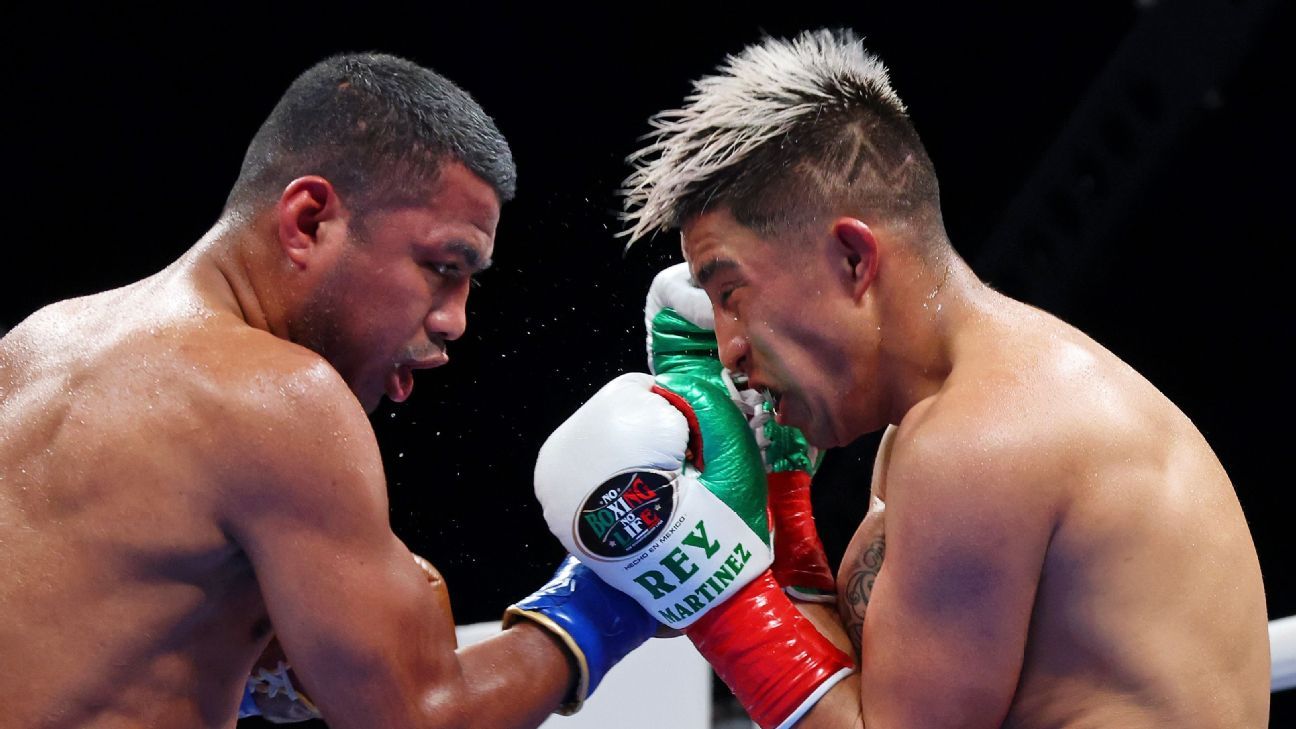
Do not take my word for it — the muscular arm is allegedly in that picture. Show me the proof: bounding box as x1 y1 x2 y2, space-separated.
219 361 571 729
796 423 1055 729
839 510 885 658
838 423 894 656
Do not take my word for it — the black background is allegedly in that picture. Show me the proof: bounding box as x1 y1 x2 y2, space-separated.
6 2 1293 725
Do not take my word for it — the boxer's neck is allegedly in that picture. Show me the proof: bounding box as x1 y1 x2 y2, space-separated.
189 212 293 340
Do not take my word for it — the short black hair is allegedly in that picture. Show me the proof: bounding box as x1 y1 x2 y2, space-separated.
224 52 515 216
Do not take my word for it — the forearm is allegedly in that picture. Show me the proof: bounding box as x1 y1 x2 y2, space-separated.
796 673 866 729
775 551 859 722
305 619 573 729
795 600 855 659
747 604 865 729
767 542 871 729
407 550 572 729
452 622 574 729
306 626 571 729
785 505 886 727
250 540 571 729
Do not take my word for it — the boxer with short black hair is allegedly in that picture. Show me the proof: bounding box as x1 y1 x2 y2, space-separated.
605 28 1272 727
0 52 653 728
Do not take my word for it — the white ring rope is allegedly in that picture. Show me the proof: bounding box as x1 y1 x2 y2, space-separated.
1272 616 1296 691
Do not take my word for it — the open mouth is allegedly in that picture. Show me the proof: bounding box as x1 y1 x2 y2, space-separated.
386 364 415 403
764 387 785 420
729 372 784 418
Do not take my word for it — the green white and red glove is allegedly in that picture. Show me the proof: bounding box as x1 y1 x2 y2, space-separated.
645 263 836 603
534 369 853 729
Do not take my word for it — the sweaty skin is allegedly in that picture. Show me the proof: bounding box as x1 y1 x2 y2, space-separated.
0 164 573 729
684 207 1270 729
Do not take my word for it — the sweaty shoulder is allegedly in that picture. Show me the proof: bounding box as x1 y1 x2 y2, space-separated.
950 310 1173 466
189 325 386 511
887 389 1063 524
885 325 1115 524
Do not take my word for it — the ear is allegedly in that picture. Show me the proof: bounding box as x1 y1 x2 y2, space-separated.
831 217 879 301
275 176 343 270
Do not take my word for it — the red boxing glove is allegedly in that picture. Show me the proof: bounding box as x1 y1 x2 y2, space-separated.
768 470 837 603
740 388 836 603
687 570 853 728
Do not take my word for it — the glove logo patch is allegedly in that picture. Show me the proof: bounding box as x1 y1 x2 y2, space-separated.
575 469 677 560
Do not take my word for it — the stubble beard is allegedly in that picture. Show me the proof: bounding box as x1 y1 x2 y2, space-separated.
290 266 374 404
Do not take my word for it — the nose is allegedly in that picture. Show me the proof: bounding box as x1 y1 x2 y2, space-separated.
427 279 470 342
714 310 750 375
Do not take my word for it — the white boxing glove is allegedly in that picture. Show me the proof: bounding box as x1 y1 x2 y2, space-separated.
534 372 772 628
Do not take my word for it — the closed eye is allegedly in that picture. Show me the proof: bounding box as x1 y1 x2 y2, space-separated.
716 280 745 311
425 261 464 278
425 262 486 289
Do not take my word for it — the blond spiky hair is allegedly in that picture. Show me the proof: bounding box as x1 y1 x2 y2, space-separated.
621 28 920 244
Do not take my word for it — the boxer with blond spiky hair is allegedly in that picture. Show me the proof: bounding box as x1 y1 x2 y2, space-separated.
609 28 1270 728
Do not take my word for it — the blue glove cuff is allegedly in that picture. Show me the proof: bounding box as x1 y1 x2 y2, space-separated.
504 555 658 714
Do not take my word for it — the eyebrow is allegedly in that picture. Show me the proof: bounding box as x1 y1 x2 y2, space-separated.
694 258 738 287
